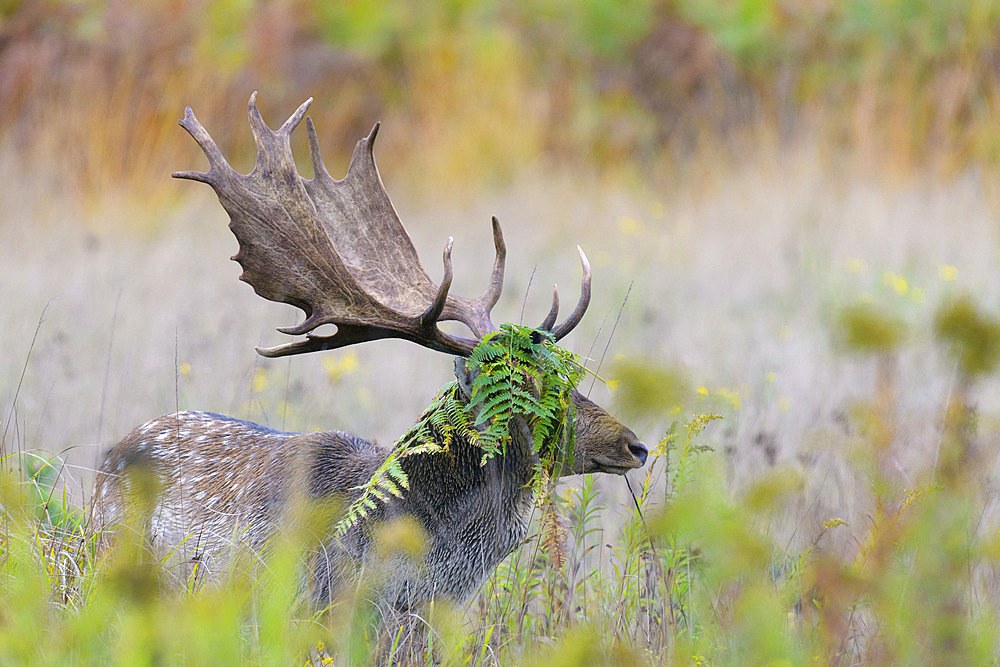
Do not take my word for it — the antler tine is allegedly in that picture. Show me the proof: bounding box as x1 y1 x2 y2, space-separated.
436 218 507 339
247 91 272 143
257 327 478 359
257 329 392 358
306 116 332 180
247 91 312 166
258 316 479 359
172 107 231 184
242 91 311 179
549 246 591 341
538 285 559 331
344 121 381 181
477 216 506 310
279 97 312 135
420 237 454 323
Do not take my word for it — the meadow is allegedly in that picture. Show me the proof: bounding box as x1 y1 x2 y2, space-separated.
3 1 1000 664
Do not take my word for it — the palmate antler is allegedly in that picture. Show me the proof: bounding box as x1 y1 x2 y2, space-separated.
173 93 590 357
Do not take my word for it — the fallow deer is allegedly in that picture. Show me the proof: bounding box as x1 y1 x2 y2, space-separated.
91 94 648 612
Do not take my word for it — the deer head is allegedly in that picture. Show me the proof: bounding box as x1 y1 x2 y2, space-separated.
173 93 646 475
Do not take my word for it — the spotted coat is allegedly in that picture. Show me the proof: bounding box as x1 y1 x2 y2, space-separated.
92 382 646 608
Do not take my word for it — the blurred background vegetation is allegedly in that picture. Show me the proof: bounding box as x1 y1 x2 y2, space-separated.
3 0 1000 206
4 1 1000 663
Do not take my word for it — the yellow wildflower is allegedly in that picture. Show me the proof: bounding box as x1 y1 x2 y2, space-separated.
322 353 359 382
721 388 742 410
882 270 907 295
251 367 267 393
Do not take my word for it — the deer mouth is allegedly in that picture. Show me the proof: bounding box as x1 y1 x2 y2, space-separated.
587 458 643 475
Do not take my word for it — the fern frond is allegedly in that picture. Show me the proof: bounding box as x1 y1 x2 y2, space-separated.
335 323 588 537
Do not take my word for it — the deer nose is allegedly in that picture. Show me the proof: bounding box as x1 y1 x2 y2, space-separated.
629 441 648 466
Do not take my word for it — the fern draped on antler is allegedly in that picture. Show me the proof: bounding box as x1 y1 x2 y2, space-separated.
334 324 586 537
468 323 585 467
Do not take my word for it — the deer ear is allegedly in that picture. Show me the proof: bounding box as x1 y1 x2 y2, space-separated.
453 357 479 402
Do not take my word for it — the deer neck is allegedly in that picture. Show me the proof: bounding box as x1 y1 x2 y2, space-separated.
397 411 537 521
390 411 537 603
